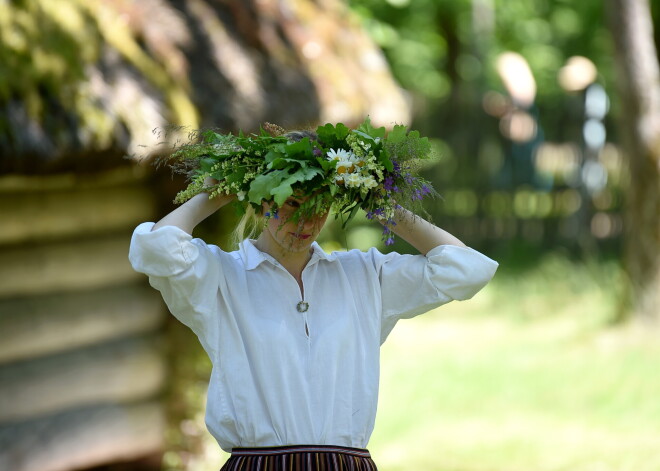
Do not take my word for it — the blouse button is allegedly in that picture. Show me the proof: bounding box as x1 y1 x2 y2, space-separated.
296 301 309 313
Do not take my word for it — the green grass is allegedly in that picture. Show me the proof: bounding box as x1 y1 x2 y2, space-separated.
178 252 660 471
369 253 660 471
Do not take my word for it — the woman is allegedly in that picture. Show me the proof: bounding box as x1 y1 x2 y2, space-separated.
129 123 498 470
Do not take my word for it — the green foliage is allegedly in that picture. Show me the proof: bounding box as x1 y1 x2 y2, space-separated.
315 122 352 149
348 0 613 104
347 0 629 257
165 118 438 244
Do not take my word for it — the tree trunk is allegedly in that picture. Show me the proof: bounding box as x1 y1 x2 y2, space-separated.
607 0 660 321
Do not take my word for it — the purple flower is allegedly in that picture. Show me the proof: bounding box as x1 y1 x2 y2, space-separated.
383 176 395 191
313 148 322 157
366 208 385 220
380 218 397 245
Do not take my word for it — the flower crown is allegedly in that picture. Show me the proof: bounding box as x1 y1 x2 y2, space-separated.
166 117 438 245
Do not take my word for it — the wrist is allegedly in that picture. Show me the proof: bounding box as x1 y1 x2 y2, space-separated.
205 191 235 210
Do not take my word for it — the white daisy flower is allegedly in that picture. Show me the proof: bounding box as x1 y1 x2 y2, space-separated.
336 159 356 175
345 173 362 188
326 148 352 161
360 175 378 189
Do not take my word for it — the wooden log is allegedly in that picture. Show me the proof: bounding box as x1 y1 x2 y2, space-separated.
0 401 165 471
0 185 157 245
0 166 150 193
0 235 144 297
0 336 167 423
0 285 165 364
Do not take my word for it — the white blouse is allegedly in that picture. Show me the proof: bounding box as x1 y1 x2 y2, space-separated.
129 222 498 452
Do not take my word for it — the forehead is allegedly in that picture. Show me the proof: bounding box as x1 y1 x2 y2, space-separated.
291 187 328 199
288 191 314 202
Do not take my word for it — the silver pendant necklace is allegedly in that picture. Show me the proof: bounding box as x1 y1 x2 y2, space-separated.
296 301 309 313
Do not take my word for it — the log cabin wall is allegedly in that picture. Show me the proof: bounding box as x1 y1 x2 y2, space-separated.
0 166 168 471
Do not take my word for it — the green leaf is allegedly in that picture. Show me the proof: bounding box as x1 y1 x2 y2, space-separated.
248 170 288 204
352 130 378 142
334 123 350 140
271 167 323 206
200 157 216 173
356 116 386 139
315 123 336 144
283 138 314 160
224 167 246 183
271 184 294 206
265 149 284 163
378 148 394 172
341 203 361 228
268 158 289 170
317 157 338 172
387 124 408 143
209 168 226 180
314 195 327 214
316 123 349 147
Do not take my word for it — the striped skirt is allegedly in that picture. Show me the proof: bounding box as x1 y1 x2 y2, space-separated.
220 445 378 471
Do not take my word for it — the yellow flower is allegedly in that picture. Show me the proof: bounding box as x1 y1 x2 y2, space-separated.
336 160 355 174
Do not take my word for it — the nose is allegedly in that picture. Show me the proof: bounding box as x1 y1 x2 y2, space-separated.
298 217 317 231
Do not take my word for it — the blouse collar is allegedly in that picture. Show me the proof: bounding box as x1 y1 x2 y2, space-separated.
239 239 338 271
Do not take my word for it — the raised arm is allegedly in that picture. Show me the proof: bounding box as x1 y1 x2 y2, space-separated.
153 179 235 234
383 207 467 255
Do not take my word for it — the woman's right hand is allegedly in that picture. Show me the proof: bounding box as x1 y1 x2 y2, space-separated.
204 176 237 206
204 176 219 187
152 178 236 234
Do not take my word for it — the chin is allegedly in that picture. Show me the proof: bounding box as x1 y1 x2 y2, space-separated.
281 236 314 252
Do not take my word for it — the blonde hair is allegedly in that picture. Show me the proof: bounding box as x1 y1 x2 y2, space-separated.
231 204 263 248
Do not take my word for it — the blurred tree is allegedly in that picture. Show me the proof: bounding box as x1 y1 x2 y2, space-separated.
607 0 660 321
347 0 618 246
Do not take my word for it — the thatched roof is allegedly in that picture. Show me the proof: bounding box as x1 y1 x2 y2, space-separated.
0 0 409 174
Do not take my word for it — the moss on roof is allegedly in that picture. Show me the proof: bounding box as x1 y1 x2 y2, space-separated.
0 0 408 174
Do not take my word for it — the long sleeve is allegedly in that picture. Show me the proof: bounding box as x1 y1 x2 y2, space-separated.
128 222 224 356
371 244 499 343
